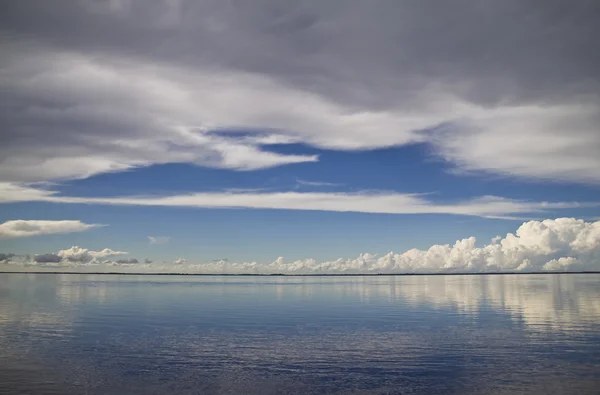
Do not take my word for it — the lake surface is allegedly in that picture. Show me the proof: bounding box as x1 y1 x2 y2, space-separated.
1 274 599 394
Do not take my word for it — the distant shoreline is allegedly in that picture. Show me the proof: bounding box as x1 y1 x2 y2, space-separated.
1 271 599 276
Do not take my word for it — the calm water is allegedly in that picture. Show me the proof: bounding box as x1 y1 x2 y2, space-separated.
1 274 599 395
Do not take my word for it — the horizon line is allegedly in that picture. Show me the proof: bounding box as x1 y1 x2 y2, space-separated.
1 271 599 276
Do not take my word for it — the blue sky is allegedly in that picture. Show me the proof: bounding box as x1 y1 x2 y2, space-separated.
1 142 599 263
0 1 599 273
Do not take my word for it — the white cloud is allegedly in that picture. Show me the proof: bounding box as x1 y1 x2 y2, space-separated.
0 183 593 219
0 183 57 203
2 219 599 274
148 236 171 245
432 105 600 183
57 246 128 263
542 257 580 271
296 179 342 187
0 220 101 239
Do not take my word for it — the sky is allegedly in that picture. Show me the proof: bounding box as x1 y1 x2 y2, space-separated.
0 0 599 273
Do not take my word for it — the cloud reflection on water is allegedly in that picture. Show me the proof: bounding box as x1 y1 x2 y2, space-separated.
1 274 599 394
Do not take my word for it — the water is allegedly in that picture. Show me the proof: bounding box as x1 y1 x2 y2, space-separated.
1 274 599 395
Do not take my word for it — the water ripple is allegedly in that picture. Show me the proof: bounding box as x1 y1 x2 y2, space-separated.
1 274 599 394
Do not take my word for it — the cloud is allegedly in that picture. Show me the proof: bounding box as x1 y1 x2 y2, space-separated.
148 236 170 245
144 259 153 264
0 183 595 219
0 1 598 185
115 258 139 264
3 218 599 274
0 246 129 267
0 220 102 239
57 246 128 263
431 105 600 183
33 253 62 263
0 183 57 203
542 257 580 271
296 179 342 188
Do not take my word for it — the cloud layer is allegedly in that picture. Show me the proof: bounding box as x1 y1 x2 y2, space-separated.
0 183 593 219
2 218 598 274
0 0 598 187
0 220 101 239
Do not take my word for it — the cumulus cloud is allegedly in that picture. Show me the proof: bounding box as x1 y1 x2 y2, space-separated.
0 246 129 267
0 253 15 262
542 257 580 271
2 219 599 274
0 220 102 239
0 0 598 187
57 246 128 263
148 236 170 245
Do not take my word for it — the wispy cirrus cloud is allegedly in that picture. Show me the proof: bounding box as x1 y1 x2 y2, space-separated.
296 179 343 188
0 183 595 219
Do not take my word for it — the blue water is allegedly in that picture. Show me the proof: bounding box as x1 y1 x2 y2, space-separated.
1 274 599 394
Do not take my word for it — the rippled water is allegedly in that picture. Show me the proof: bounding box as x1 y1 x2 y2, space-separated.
1 274 599 394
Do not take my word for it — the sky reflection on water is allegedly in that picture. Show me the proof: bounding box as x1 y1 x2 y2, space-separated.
1 274 599 394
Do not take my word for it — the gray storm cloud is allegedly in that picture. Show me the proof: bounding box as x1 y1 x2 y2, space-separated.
1 218 599 274
115 258 140 264
0 0 598 184
33 253 62 263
